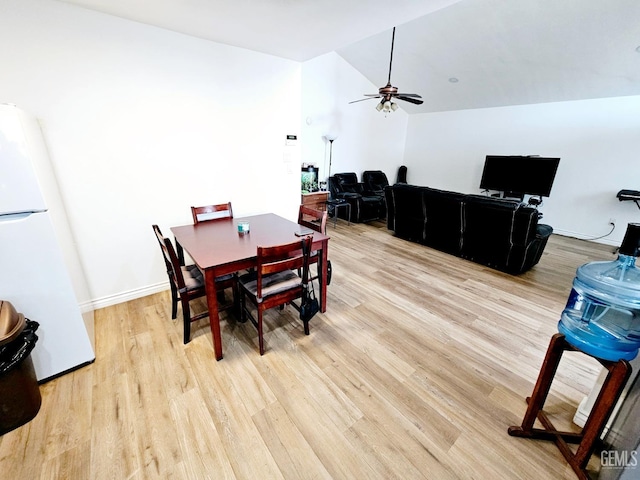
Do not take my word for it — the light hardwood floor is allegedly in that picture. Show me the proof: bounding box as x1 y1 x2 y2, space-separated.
0 220 617 479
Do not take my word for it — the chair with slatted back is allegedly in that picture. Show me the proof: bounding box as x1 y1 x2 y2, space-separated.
297 205 331 285
238 236 313 355
152 225 238 344
298 205 327 234
191 202 233 224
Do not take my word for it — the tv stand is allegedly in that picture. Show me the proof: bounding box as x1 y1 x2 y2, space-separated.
503 191 524 201
487 191 544 209
487 191 525 201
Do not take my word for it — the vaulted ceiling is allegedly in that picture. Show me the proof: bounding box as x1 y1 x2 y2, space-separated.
59 0 640 113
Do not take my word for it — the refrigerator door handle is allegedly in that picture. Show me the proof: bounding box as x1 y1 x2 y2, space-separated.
0 211 46 223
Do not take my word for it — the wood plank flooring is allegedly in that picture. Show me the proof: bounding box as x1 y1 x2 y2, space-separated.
0 220 617 479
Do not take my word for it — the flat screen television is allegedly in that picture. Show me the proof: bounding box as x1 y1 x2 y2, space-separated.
479 155 560 198
301 166 319 192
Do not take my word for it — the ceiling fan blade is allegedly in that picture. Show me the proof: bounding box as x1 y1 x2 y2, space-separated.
396 93 422 98
348 97 380 104
363 94 383 97
396 96 424 105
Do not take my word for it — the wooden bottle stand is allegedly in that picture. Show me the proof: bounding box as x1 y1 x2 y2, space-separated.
508 333 632 480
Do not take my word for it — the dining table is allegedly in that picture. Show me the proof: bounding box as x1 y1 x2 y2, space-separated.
171 213 330 360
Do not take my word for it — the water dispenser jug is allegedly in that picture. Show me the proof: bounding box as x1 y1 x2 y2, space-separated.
558 223 640 361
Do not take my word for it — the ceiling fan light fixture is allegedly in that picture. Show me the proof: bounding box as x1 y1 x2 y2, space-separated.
380 100 398 114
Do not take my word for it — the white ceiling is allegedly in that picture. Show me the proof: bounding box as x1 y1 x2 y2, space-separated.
59 0 640 113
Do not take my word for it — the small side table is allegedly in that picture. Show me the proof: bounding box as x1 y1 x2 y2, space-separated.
326 199 351 227
508 333 632 480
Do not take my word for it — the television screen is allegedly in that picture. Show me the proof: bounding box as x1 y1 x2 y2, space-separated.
301 166 319 192
480 156 560 197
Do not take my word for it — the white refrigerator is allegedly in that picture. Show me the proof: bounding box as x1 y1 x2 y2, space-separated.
0 104 94 382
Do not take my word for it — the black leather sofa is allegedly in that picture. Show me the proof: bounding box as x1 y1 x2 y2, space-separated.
329 172 385 223
385 183 553 274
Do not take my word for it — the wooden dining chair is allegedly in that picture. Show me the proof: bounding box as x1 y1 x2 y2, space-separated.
238 236 313 355
152 225 238 344
298 205 327 234
191 202 233 224
297 205 331 285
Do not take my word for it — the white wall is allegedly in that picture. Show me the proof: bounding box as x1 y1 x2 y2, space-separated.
403 96 640 246
0 0 301 308
4 0 635 312
301 52 408 186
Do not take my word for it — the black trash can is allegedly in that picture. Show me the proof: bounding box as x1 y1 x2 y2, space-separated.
0 300 41 436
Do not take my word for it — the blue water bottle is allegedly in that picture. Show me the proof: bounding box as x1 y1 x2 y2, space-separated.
558 223 640 361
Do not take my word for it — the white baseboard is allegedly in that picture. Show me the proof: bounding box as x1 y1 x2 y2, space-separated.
80 281 169 312
573 359 640 439
553 229 619 247
573 395 591 429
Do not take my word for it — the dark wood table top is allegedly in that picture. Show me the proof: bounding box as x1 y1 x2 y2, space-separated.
171 213 330 273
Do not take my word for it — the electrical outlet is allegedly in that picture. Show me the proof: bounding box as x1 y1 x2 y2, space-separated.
609 217 616 226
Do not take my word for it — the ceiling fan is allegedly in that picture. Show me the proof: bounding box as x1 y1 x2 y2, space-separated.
349 27 423 113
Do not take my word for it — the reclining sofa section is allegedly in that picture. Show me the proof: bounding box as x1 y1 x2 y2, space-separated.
385 184 553 274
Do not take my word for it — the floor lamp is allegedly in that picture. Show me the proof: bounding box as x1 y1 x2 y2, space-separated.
323 134 337 196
